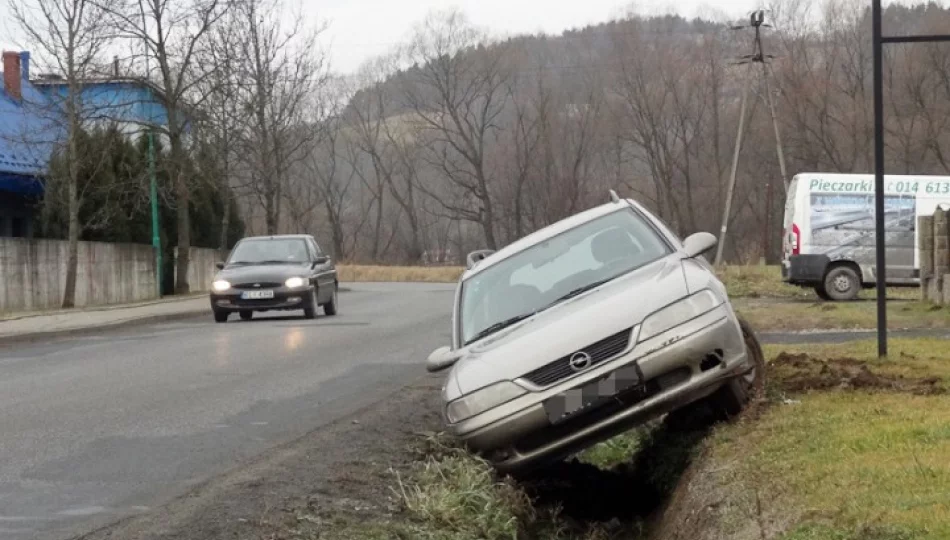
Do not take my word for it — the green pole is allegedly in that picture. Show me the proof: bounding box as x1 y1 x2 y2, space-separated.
148 130 162 297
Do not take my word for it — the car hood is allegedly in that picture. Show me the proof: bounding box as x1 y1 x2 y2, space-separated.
451 256 689 394
215 263 311 284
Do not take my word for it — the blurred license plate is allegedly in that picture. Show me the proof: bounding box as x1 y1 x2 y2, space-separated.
543 364 642 424
241 290 274 300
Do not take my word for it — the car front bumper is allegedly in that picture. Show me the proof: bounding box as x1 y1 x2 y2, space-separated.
448 303 748 473
210 286 313 312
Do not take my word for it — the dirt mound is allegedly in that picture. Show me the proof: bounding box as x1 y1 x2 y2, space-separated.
771 353 945 395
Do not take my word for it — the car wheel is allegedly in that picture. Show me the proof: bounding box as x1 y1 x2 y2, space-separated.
823 265 861 301
239 310 253 321
303 289 318 319
814 285 832 301
711 315 766 417
214 310 229 323
324 284 338 316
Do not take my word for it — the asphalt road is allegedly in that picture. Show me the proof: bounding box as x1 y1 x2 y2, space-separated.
0 282 455 540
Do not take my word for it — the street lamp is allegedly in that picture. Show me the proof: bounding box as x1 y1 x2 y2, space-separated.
872 0 950 357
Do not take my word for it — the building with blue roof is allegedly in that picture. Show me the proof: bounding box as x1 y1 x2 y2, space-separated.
0 51 56 237
1 50 178 238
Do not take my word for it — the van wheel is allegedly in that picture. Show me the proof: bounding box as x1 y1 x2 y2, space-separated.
814 285 832 301
823 266 861 301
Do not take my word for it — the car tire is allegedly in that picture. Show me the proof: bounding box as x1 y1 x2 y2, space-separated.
239 310 253 321
814 285 832 301
303 289 318 319
711 315 766 417
823 265 861 301
323 284 338 316
214 310 229 323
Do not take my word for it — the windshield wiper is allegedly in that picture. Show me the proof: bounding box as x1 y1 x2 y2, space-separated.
545 276 615 309
465 312 535 346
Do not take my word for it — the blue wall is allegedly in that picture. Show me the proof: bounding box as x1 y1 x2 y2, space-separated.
37 80 171 132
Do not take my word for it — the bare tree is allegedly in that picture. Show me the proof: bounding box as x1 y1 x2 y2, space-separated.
102 0 228 293
227 0 327 235
344 57 428 262
11 0 119 307
400 10 510 250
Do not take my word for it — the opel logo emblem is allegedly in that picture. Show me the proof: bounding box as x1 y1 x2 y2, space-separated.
569 351 592 372
253 283 261 288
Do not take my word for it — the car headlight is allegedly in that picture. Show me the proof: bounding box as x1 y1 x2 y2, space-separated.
212 280 231 292
445 381 526 424
285 277 306 288
639 289 721 342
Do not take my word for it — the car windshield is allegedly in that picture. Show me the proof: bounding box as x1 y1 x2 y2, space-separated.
459 209 671 345
228 238 310 265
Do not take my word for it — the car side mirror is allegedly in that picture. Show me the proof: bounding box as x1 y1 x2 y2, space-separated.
426 346 462 373
215 262 225 270
313 255 329 267
683 232 717 258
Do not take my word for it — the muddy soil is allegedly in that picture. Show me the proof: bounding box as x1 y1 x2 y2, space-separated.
770 352 945 395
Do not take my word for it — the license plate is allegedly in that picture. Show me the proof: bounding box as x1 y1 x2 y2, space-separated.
241 290 275 300
543 364 642 424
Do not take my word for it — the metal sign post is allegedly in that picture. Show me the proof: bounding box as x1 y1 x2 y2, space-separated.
872 0 950 357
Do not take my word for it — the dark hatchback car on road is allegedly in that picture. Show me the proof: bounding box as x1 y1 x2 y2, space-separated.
209 234 338 322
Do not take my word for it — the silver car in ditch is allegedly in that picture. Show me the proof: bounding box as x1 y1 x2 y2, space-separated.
426 191 764 474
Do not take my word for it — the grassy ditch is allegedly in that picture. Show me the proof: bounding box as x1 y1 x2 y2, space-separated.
291 337 949 540
653 338 950 540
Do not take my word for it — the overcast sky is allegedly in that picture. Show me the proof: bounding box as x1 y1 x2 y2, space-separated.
1 0 759 75
2 0 935 76
312 0 757 73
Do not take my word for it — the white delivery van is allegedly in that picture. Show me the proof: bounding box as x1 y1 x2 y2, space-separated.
781 172 950 300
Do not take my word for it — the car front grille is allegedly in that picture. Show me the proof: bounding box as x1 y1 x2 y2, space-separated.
522 327 633 387
232 282 282 289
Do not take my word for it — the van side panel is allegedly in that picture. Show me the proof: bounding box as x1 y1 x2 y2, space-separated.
783 173 944 287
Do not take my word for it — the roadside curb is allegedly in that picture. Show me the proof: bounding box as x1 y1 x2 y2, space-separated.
0 307 210 346
0 293 208 323
0 288 360 346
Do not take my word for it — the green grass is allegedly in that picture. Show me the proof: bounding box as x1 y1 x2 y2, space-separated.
718 264 919 301
705 339 950 540
299 433 613 540
577 425 650 469
735 297 950 332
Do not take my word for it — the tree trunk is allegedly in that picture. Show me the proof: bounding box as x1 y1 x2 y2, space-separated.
175 169 191 294
62 82 81 309
265 184 278 234
62 176 80 308
219 191 231 250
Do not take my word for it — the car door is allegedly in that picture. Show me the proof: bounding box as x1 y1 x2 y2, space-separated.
308 237 336 303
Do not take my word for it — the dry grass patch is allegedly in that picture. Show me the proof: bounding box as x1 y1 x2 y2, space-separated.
337 265 463 283
717 265 919 301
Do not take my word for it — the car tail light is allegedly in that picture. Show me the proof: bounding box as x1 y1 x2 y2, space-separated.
791 224 800 255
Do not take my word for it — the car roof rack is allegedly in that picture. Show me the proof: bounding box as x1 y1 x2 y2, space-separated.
466 249 495 269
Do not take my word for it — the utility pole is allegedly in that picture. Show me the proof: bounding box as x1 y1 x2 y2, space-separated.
715 10 788 267
148 129 161 297
141 6 162 297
